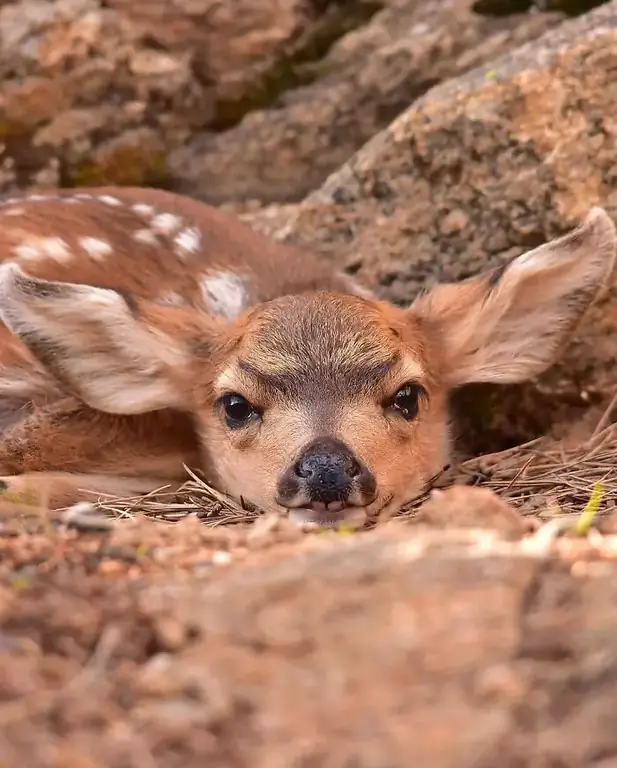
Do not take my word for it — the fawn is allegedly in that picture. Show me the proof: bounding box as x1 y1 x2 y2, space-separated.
0 187 613 526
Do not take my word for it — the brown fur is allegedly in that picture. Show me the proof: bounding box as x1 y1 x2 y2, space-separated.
0 189 613 524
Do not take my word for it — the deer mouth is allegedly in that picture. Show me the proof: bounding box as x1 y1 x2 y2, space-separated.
286 504 368 529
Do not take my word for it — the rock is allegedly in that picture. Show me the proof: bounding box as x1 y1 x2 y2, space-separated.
170 0 564 204
255 0 617 293
475 0 606 14
246 1 617 451
0 0 319 192
126 531 617 766
5 526 617 765
414 485 533 538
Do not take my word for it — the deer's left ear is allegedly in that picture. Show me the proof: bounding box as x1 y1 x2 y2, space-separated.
0 263 202 414
409 208 617 386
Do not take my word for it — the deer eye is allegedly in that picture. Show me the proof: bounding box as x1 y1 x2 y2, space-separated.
219 393 259 429
388 383 425 421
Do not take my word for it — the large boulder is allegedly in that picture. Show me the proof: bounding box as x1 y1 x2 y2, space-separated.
0 0 335 192
0 0 564 204
171 0 564 204
0 0 561 202
246 1 617 450
3 521 617 766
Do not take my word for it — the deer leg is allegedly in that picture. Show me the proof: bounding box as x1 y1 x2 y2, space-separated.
0 471 184 509
0 398 200 509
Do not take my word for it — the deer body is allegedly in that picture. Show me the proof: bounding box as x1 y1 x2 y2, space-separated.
0 187 614 525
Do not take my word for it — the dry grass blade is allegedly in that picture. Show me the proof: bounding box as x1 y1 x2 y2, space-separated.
400 423 617 520
95 470 256 526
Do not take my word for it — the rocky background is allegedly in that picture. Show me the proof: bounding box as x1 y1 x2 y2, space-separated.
4 1 617 766
0 0 567 201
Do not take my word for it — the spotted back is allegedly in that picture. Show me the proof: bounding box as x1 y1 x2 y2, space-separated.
0 187 358 318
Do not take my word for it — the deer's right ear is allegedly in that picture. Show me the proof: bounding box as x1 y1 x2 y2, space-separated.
0 263 210 414
410 208 617 386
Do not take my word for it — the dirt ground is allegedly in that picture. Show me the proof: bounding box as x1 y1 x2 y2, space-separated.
3 457 617 768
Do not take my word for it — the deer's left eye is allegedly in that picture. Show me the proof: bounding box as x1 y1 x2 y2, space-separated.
387 383 425 421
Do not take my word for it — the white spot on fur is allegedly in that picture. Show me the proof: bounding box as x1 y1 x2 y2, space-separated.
74 193 93 200
156 290 185 306
134 229 159 246
97 195 122 207
12 237 71 263
26 195 50 202
200 272 248 320
40 237 72 262
174 227 201 257
152 212 182 234
79 237 113 261
2 207 25 216
13 243 42 260
132 203 155 217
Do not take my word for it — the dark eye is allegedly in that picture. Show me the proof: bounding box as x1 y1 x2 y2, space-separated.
219 393 258 429
390 383 425 421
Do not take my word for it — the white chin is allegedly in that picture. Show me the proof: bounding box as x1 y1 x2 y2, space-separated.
287 506 368 529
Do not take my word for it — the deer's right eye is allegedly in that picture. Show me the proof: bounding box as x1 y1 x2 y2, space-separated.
219 393 259 429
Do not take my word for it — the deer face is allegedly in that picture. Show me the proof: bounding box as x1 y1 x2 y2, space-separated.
0 208 614 526
192 292 450 526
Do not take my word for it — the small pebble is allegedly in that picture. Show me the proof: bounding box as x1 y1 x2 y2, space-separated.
98 560 126 576
211 550 232 566
246 512 283 548
64 502 115 532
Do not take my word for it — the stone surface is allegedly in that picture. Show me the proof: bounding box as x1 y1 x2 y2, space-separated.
3 521 617 766
0 0 320 192
245 1 617 450
414 485 533 538
171 0 564 204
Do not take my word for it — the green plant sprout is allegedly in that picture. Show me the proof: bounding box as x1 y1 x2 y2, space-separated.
574 481 605 536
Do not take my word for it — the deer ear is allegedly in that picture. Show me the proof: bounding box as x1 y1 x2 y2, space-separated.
410 208 617 386
0 263 194 414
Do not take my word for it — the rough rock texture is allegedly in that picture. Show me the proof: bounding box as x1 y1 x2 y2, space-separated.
0 0 335 192
414 485 533 539
245 1 617 450
171 0 565 204
0 0 565 203
2 518 617 767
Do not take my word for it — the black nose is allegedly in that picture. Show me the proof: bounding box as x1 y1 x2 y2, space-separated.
293 438 361 504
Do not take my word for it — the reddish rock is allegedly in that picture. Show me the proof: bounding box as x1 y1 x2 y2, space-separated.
0 0 315 191
171 0 564 203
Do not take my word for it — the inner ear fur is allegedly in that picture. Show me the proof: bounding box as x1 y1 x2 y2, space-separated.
409 207 617 386
0 263 219 415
